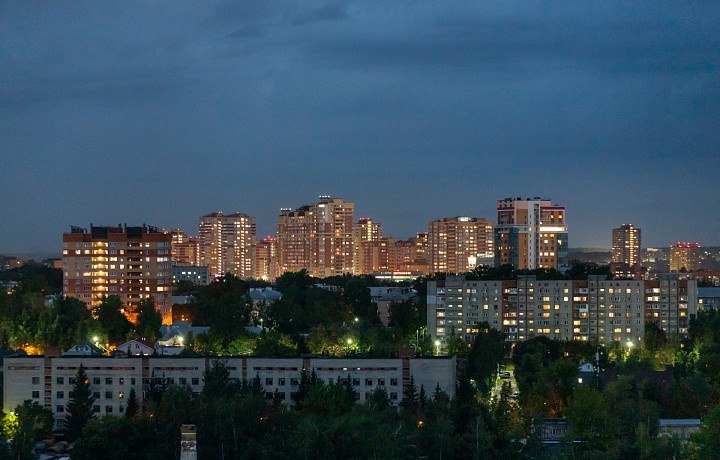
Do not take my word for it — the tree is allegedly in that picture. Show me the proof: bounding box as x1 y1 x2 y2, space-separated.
468 322 507 393
125 388 140 419
492 382 514 446
401 375 419 412
445 327 467 358
4 401 53 460
202 359 233 397
65 365 96 442
134 297 162 341
93 296 132 343
691 404 720 459
564 385 613 454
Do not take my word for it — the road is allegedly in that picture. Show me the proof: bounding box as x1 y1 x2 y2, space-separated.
490 368 518 402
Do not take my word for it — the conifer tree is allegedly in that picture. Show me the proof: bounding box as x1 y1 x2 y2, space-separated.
418 384 428 409
64 365 95 442
401 375 418 411
124 388 140 418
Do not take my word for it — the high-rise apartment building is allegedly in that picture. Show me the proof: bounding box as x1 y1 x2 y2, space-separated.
428 217 495 274
256 236 279 281
396 233 429 273
612 224 642 266
427 274 696 348
198 212 257 279
277 196 354 277
356 239 395 275
670 243 702 272
171 229 200 266
62 224 173 323
353 218 383 275
494 197 568 270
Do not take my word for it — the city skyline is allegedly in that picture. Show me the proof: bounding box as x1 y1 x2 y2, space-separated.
1 195 719 260
2 2 719 257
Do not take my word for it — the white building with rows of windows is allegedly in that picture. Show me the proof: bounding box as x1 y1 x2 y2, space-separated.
3 351 455 429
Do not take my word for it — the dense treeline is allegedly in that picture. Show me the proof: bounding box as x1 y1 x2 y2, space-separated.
176 270 431 358
509 311 720 458
0 291 162 351
2 265 720 458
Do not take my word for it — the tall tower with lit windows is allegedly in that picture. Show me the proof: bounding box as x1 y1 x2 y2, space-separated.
612 224 642 266
494 197 568 270
277 196 354 277
353 218 383 275
198 212 257 279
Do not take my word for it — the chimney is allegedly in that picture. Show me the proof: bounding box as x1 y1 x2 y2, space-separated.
180 424 197 460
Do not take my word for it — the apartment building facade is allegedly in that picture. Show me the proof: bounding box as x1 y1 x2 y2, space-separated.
277 196 355 277
255 236 279 281
170 229 200 266
612 224 642 266
427 275 696 349
670 243 702 272
353 218 383 275
3 353 455 429
494 197 568 270
428 217 495 274
62 224 173 322
393 233 429 273
198 212 257 279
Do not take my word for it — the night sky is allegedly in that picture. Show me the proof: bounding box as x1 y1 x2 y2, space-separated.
2 1 719 258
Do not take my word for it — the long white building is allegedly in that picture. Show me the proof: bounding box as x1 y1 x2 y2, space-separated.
3 352 455 429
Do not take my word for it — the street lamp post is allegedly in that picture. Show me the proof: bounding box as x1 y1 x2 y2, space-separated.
434 340 441 356
346 338 352 355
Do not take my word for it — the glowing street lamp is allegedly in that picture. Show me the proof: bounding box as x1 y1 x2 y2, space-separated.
435 340 441 356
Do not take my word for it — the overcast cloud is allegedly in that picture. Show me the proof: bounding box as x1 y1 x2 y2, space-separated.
1 1 718 257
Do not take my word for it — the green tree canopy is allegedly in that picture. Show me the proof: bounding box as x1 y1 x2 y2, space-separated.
134 297 163 341
93 296 133 344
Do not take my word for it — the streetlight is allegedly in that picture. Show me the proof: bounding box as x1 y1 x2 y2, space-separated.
434 340 441 356
178 336 184 346
346 338 353 355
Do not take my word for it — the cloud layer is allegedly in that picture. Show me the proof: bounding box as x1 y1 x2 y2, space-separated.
1 1 718 255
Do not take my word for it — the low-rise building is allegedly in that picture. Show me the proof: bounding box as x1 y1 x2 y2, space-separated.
372 287 418 326
698 287 720 311
115 339 156 356
172 265 209 286
658 419 702 438
62 342 104 357
3 352 456 429
248 287 283 306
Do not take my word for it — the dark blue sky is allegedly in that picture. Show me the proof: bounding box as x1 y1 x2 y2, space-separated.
2 1 719 258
